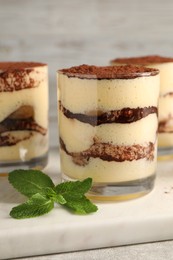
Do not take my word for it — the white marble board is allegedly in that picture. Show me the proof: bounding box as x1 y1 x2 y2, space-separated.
1 149 173 260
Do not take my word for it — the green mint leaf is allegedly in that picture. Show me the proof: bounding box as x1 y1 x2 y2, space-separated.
54 178 98 214
63 194 98 214
43 187 66 204
10 193 54 219
43 187 57 197
55 178 92 196
8 169 55 198
55 194 67 205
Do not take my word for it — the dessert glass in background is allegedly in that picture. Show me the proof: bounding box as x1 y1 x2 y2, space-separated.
111 55 173 159
57 64 160 200
0 62 49 175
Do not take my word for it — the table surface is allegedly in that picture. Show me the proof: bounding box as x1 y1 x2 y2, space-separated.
1 149 173 260
16 241 173 260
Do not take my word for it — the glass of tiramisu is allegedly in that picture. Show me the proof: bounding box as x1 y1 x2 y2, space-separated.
111 55 173 159
0 62 49 175
57 65 160 200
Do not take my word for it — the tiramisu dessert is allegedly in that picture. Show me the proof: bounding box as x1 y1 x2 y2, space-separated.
111 55 173 156
58 64 160 198
0 62 48 173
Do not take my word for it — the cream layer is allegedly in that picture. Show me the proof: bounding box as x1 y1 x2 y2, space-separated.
158 133 173 147
59 111 158 152
58 74 160 114
60 150 156 183
0 66 48 127
144 63 173 95
111 62 173 95
159 94 173 121
0 131 48 161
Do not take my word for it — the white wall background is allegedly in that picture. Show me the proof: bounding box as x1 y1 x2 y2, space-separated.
0 0 173 146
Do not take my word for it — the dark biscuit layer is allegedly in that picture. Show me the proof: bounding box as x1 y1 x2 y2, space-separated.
0 117 47 136
162 92 173 97
59 102 158 126
159 117 173 133
0 106 47 146
0 132 33 147
60 138 155 166
0 106 47 135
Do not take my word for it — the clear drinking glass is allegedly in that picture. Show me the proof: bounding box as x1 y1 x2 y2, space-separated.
153 62 173 159
0 62 49 175
111 56 173 160
57 65 160 200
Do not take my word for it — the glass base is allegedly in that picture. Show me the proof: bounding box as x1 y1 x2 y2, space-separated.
62 174 155 201
158 147 173 161
0 153 48 176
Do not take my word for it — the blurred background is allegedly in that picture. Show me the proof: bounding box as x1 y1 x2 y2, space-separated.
0 0 173 147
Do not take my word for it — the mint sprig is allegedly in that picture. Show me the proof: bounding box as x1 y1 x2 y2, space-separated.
8 169 55 198
8 170 98 219
10 193 54 219
54 178 92 196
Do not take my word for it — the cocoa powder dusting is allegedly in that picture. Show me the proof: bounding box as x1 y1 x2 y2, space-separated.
111 55 173 65
0 62 46 71
59 64 159 79
0 62 47 92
